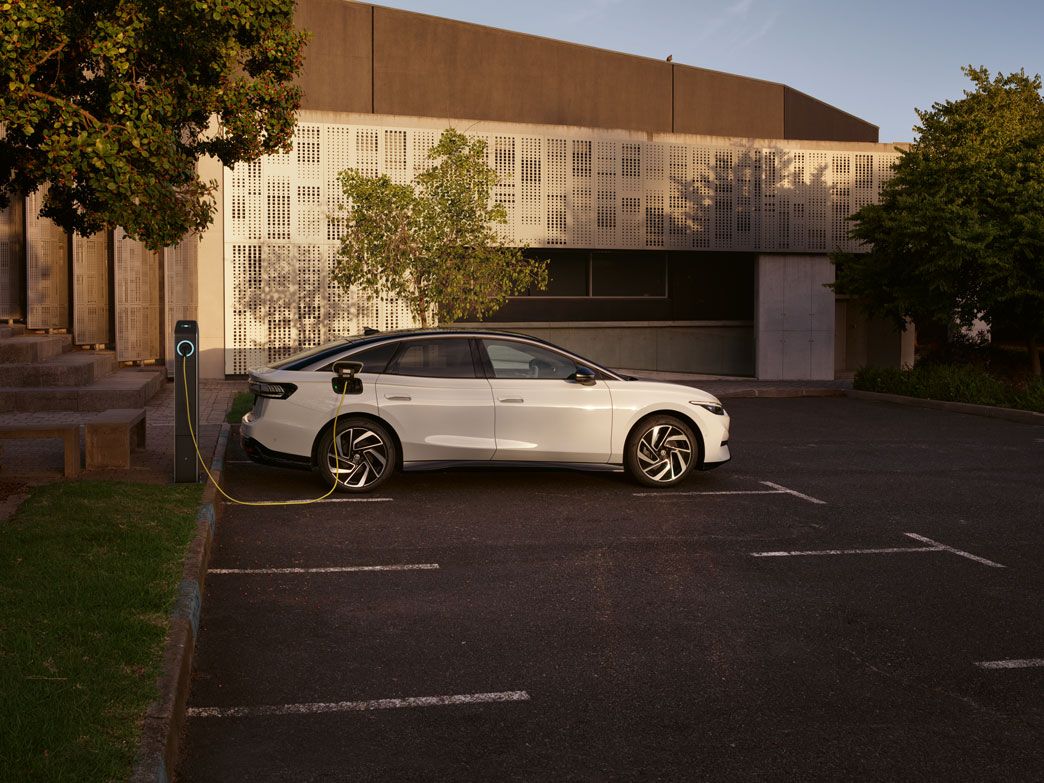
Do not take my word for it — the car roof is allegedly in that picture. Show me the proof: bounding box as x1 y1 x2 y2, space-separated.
271 328 621 377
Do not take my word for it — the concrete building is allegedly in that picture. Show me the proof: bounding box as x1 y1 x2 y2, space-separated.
0 0 913 383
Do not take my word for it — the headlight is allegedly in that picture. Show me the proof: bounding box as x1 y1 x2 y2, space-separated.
249 380 297 399
691 401 725 415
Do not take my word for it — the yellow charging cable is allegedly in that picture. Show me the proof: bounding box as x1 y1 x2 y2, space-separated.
181 354 351 506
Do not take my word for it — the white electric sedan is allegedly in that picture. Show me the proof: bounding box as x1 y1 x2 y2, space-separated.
240 329 730 492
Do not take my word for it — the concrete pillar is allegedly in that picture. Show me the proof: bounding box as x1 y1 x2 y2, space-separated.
196 154 225 378
755 254 835 380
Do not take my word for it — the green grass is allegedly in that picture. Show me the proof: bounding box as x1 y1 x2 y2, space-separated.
855 364 1044 413
0 481 203 783
226 391 254 424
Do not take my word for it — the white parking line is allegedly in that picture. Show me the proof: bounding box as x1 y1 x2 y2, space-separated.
209 563 439 575
187 690 531 718
634 480 825 505
315 497 394 503
633 490 783 498
902 533 1006 568
759 481 826 505
975 659 1044 670
751 533 1005 568
752 546 940 558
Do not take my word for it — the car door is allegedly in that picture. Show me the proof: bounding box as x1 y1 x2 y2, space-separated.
376 336 496 462
479 337 613 462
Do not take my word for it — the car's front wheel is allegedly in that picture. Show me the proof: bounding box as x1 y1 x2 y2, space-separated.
317 417 397 493
624 415 698 488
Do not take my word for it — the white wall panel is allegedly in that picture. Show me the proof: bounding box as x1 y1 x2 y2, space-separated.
224 120 899 374
26 188 68 329
164 234 199 367
72 230 110 344
114 229 161 361
0 197 24 320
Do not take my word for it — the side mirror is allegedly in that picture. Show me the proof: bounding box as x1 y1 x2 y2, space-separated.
571 366 597 386
331 361 364 395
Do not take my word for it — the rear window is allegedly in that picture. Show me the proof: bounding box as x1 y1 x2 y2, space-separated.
339 341 401 374
268 338 354 370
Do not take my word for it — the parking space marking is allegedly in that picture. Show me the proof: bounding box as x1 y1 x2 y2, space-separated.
975 659 1044 670
187 690 530 718
902 533 1006 568
634 480 825 505
752 545 940 558
317 497 394 503
751 532 1005 568
759 481 827 505
209 563 439 575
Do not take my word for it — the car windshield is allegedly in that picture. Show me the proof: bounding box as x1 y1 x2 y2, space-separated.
267 337 356 369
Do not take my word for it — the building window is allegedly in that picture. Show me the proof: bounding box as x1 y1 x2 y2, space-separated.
521 250 667 298
591 251 666 297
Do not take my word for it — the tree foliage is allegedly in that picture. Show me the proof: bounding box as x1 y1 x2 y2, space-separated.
0 0 306 249
833 66 1044 374
334 128 548 327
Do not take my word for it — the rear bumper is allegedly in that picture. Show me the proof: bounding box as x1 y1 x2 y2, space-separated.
241 435 312 471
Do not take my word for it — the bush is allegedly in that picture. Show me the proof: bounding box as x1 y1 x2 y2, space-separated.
855 364 1044 413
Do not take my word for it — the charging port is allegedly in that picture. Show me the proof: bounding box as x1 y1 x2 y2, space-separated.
332 360 364 395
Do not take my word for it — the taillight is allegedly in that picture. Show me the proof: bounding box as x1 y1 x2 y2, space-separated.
248 380 297 399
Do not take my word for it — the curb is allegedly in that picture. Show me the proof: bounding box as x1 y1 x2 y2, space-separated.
846 390 1044 425
715 387 846 399
131 422 231 783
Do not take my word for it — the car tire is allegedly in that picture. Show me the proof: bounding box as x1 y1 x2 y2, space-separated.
624 415 698 488
317 416 397 493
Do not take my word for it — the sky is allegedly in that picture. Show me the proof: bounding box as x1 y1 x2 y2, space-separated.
373 0 1044 143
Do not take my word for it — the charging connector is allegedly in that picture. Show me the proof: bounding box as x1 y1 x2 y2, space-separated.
181 355 354 506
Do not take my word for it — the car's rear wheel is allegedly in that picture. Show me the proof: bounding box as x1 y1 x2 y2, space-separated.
625 415 697 488
318 417 397 493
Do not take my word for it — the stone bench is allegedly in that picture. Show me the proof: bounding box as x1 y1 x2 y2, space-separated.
0 423 81 477
85 408 146 469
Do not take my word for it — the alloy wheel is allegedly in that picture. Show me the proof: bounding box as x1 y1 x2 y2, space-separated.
636 424 692 483
326 426 389 489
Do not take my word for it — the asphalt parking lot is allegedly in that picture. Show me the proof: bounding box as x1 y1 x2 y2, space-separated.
177 397 1044 781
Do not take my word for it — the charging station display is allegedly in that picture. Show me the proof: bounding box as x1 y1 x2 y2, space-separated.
174 320 199 483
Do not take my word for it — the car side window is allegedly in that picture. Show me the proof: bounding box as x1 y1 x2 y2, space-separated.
482 339 577 380
386 338 477 379
316 341 400 374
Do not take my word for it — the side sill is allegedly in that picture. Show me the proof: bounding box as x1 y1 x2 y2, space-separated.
402 460 624 473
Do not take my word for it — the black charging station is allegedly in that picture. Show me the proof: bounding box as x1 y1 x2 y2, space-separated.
174 320 199 483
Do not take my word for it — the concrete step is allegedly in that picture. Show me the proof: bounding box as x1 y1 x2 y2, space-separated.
0 368 165 413
0 333 74 363
0 324 27 339
0 350 118 387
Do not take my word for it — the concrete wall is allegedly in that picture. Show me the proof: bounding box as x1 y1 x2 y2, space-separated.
755 255 835 380
784 87 877 143
296 1 878 143
673 66 784 139
455 321 755 376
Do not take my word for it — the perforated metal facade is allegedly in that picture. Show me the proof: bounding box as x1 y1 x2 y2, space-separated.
163 234 199 367
114 230 162 362
0 198 23 320
26 188 69 330
72 232 110 344
224 121 899 374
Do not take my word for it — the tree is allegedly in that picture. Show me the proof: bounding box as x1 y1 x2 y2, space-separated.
833 67 1044 375
0 0 306 249
334 128 548 327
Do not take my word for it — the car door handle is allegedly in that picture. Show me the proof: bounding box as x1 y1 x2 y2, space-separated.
498 397 524 403
384 395 411 401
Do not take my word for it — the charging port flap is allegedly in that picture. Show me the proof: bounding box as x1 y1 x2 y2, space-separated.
332 361 364 395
